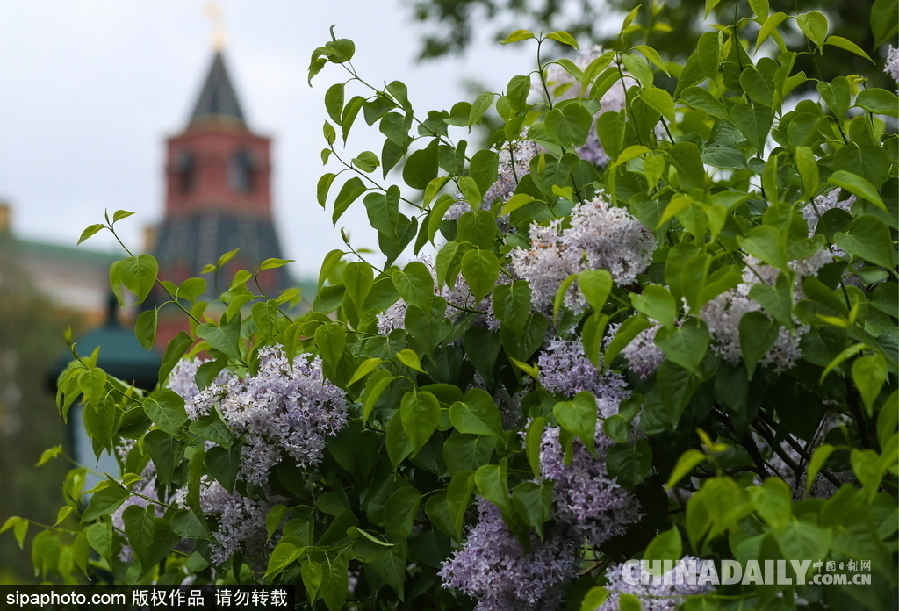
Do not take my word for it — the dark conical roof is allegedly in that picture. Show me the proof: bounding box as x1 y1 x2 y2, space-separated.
189 52 246 127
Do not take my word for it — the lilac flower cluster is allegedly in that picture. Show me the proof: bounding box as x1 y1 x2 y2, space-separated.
216 346 347 485
540 426 641 546
376 256 499 335
885 46 899 88
169 346 347 486
174 477 275 566
538 340 630 409
511 196 656 313
598 556 715 610
438 498 581 611
699 254 827 371
604 323 665 379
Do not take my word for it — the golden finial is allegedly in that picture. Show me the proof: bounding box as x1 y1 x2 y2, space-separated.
205 2 226 51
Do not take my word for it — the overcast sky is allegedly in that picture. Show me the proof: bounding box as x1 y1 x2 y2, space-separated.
0 0 536 277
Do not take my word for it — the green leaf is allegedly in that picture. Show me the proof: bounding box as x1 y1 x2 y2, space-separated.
748 0 768 18
641 87 675 123
461 249 499 302
492 281 531 331
704 0 723 18
806 444 836 494
474 461 511 516
739 66 774 106
644 527 683 565
553 392 597 455
796 11 828 50
828 170 887 212
77 224 105 245
399 391 441 455
332 176 366 223
794 146 819 200
817 77 852 118
352 151 380 173
776 520 831 559
395 349 425 373
197 315 242 362
343 261 374 310
115 254 158 304
444 433 497 474
134 309 158 350
872 0 899 46
606 314 652 365
580 587 610 611
630 285 676 328
739 225 788 270
450 389 504 438
755 12 789 52
853 354 888 416
526 418 546 478
667 142 705 189
500 29 536 44
633 45 670 76
546 31 578 49
654 321 709 374
544 104 593 148
824 36 873 62
82 485 130 522
393 261 434 310
666 449 706 488
314 323 346 369
731 103 773 155
144 390 187 435
577 270 613 312
834 215 896 269
739 311 779 378
512 481 553 535
457 210 498 249
607 440 653 486
35 446 62 467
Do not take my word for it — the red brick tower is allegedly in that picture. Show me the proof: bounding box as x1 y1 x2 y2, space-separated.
149 50 289 346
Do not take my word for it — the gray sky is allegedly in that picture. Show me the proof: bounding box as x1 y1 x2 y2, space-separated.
0 0 534 277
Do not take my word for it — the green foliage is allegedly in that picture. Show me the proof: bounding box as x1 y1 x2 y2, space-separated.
8 7 898 610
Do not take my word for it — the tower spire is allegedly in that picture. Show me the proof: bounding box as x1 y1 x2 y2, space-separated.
206 2 226 51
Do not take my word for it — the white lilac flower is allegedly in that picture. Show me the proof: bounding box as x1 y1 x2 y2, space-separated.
167 357 235 420
438 497 581 611
802 189 855 236
604 323 665 379
700 255 818 371
483 138 540 205
511 196 656 313
443 137 539 231
213 345 347 485
599 556 715 610
376 256 499 335
885 45 899 85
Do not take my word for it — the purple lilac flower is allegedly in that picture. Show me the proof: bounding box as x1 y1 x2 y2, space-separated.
175 477 275 567
599 556 715 610
538 340 630 407
438 497 581 611
540 426 641 546
511 196 656 313
604 323 665 379
214 345 347 485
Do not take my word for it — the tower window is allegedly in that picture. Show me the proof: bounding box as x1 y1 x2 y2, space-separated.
230 149 256 193
176 150 196 194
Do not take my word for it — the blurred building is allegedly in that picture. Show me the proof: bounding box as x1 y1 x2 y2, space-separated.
146 49 291 346
0 201 119 326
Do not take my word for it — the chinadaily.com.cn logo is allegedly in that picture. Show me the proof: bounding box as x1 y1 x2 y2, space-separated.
621 558 873 587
